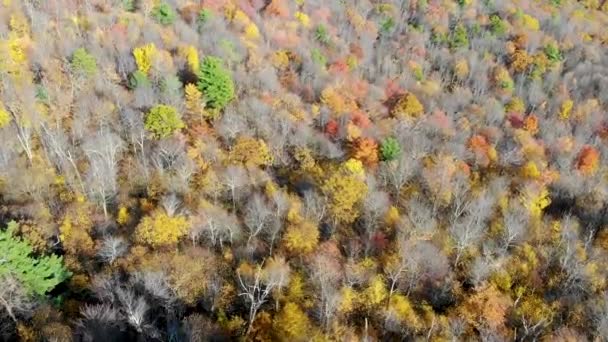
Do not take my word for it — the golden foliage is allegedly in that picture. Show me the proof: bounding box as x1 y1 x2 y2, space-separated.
459 285 512 331
59 205 94 256
273 302 311 340
387 294 422 330
135 211 189 248
283 220 319 254
179 45 199 73
510 49 532 72
0 102 12 128
363 275 387 307
321 85 358 116
392 93 424 118
133 43 157 75
321 160 368 224
229 137 273 167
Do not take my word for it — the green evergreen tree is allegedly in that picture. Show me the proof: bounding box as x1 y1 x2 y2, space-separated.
380 137 402 161
197 56 235 110
0 221 71 296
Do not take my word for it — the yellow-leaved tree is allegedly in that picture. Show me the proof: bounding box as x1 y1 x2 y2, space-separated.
273 302 311 340
133 43 157 75
135 210 189 248
321 159 368 224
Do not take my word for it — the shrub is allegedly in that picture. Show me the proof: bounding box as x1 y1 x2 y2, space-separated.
380 137 401 161
144 104 185 139
197 56 235 110
151 2 175 26
71 48 97 77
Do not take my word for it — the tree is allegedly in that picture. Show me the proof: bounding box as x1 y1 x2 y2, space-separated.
135 211 189 248
197 56 235 110
97 236 128 265
392 93 424 118
380 137 401 161
144 104 185 139
133 44 157 75
151 2 176 26
70 48 97 78
0 221 70 299
273 302 310 340
237 258 290 334
321 159 368 224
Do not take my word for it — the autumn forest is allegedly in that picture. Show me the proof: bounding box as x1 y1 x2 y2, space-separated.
0 0 607 341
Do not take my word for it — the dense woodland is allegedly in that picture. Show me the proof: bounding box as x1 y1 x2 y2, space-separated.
0 0 607 340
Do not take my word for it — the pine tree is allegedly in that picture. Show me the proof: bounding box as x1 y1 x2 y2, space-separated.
0 221 71 296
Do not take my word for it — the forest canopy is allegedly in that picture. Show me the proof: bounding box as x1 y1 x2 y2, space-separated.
0 0 607 341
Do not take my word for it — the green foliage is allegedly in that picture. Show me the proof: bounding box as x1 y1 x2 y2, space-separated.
151 2 175 26
122 0 135 11
314 25 330 44
380 17 395 34
198 8 212 25
0 221 70 296
489 15 507 36
35 85 49 102
544 43 562 63
311 48 327 67
380 137 401 161
71 48 97 77
197 56 235 110
450 24 469 49
128 70 151 89
144 104 185 139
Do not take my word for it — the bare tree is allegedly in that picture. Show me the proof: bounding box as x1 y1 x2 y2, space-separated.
243 192 272 245
0 275 33 322
97 236 128 265
83 129 124 219
237 258 290 335
190 204 242 247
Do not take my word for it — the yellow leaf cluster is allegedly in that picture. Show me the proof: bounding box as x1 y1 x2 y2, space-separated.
117 206 130 225
392 93 424 118
184 83 203 118
135 211 189 248
388 294 422 330
133 43 157 75
520 186 551 218
322 160 368 224
338 286 359 314
283 220 319 254
229 137 273 167
60 212 94 256
559 100 573 120
363 275 387 307
0 102 11 128
273 302 311 340
321 86 358 116
179 45 199 73
522 14 540 31
520 161 541 180
272 50 290 70
244 23 260 40
295 11 311 28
